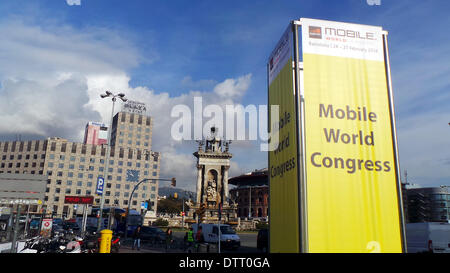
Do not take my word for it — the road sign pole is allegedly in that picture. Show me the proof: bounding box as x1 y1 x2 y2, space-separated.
11 204 21 253
82 204 88 236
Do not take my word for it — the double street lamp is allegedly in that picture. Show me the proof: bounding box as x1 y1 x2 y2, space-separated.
97 91 127 232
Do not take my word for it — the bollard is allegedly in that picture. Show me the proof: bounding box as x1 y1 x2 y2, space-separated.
99 229 113 253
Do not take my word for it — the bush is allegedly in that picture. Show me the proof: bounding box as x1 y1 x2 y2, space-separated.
255 221 268 230
153 218 169 227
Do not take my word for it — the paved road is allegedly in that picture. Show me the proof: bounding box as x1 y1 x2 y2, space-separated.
120 231 261 253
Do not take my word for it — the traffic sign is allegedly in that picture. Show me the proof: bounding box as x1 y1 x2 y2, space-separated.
96 176 105 195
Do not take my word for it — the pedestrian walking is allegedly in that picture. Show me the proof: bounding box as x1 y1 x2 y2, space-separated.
132 226 141 251
184 227 194 251
195 225 204 252
165 227 173 250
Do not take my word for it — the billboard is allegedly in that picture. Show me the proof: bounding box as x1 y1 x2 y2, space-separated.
40 219 53 238
122 100 147 115
268 25 301 253
300 18 404 252
267 18 405 253
64 195 94 204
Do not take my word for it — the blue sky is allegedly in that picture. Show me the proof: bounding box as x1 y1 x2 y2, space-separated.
0 0 449 190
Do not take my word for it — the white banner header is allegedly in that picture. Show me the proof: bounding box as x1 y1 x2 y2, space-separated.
301 18 384 61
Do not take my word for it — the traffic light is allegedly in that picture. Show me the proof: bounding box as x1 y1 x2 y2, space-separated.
171 177 176 187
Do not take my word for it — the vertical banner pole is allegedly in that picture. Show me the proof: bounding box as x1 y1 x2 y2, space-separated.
292 21 308 253
266 62 271 253
382 32 407 252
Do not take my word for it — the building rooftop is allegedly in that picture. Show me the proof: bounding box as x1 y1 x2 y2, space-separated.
228 168 268 187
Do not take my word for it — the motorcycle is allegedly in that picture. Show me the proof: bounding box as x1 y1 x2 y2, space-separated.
111 233 121 253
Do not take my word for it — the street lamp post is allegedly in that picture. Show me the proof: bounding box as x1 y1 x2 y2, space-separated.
124 177 176 239
97 91 127 232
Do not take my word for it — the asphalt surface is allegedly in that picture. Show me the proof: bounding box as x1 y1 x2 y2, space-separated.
119 231 260 253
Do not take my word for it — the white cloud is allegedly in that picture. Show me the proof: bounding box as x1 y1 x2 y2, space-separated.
66 0 81 6
0 19 254 190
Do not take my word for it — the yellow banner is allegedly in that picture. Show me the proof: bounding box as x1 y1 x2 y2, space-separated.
302 19 403 253
268 58 300 253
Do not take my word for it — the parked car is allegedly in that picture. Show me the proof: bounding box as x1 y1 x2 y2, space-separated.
62 221 80 232
19 216 28 224
140 226 166 243
257 228 268 252
52 218 63 226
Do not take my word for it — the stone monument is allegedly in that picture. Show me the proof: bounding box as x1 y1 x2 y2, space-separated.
191 127 236 223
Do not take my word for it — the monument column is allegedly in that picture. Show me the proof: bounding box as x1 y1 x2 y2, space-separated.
196 165 203 205
223 166 230 203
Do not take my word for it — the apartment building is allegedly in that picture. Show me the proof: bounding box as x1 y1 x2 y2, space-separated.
0 111 161 218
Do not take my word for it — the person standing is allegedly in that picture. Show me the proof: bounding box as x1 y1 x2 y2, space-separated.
132 226 141 251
